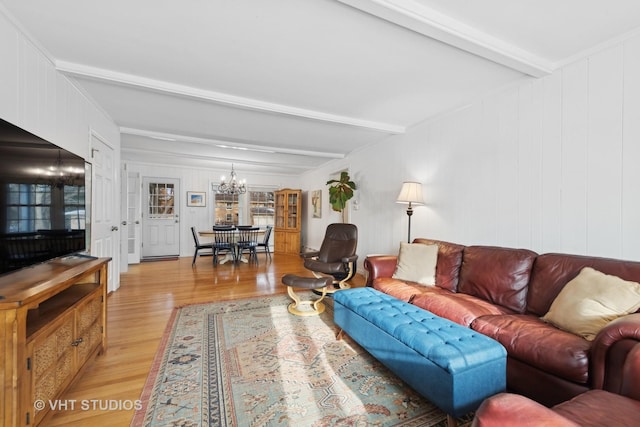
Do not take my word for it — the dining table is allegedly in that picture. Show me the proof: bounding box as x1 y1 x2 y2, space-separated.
198 228 265 264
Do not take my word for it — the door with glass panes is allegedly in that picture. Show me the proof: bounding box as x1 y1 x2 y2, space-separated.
142 178 180 258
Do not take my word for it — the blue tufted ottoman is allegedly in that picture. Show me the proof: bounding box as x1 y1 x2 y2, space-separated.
334 287 506 426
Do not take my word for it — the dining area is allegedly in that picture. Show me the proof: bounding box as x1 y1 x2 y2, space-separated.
191 225 273 266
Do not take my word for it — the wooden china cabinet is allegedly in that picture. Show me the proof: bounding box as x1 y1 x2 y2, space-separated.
274 189 301 254
0 256 109 427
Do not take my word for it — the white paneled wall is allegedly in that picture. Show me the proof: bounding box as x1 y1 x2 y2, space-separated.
0 9 119 159
126 162 300 257
0 9 121 279
303 32 640 266
622 36 640 259
418 36 640 260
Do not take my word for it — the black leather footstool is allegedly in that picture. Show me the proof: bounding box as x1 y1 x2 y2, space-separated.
282 274 332 316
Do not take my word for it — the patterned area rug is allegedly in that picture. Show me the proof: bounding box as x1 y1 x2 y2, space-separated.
131 294 472 426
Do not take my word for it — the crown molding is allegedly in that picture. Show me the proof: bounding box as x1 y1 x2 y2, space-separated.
56 61 405 134
555 26 640 69
337 0 554 77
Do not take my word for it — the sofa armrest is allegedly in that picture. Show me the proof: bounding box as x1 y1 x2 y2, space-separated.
363 255 397 287
472 393 580 427
622 343 640 400
341 255 358 263
591 312 640 389
301 250 320 259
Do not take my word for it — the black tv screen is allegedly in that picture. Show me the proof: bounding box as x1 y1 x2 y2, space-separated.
0 118 88 275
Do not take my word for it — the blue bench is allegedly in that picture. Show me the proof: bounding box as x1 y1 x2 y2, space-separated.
334 287 506 426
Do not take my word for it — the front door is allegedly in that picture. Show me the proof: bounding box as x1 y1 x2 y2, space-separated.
142 178 180 258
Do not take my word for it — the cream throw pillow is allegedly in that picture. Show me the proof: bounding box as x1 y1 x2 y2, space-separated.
391 242 438 286
542 267 640 341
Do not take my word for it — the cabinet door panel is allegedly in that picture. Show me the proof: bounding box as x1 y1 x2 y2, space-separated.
56 350 74 391
78 291 102 332
76 290 103 366
33 370 55 418
31 310 75 424
33 333 56 379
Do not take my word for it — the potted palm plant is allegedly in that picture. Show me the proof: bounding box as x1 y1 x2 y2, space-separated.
327 171 357 222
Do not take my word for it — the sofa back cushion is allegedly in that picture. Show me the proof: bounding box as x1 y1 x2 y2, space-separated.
413 238 465 292
458 246 537 313
527 253 640 316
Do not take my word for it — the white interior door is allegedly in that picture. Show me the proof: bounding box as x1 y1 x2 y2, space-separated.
91 132 119 292
126 169 141 264
142 178 180 258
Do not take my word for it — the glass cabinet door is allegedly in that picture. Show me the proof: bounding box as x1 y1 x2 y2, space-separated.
287 192 298 228
275 192 285 228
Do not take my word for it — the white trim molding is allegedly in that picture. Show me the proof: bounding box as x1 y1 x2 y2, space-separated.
119 127 346 159
56 61 406 135
337 0 554 77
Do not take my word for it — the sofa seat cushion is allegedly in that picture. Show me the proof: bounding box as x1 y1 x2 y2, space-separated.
373 277 451 303
553 389 640 426
411 292 515 327
472 314 591 384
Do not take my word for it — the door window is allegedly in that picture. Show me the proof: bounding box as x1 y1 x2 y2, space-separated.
148 183 175 218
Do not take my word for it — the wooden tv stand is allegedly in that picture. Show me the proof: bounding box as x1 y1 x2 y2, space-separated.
0 256 110 427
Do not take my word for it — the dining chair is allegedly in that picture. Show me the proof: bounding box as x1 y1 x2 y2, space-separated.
256 225 273 260
190 226 212 266
212 225 236 265
236 226 260 264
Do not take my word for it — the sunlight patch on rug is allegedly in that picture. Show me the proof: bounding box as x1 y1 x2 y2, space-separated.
132 294 471 426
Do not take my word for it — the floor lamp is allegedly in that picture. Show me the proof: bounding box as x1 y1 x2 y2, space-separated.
396 182 425 243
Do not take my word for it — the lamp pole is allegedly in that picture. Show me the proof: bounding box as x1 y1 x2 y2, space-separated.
406 202 414 243
396 181 424 244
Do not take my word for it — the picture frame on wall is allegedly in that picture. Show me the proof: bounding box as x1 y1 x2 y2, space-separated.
187 191 206 207
312 189 322 218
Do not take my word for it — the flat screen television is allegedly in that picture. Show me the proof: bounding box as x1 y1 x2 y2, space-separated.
0 118 89 275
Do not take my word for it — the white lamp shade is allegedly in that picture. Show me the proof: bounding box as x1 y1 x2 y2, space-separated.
396 182 425 205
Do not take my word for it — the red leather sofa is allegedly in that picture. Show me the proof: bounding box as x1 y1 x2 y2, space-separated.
471 344 640 426
364 238 640 407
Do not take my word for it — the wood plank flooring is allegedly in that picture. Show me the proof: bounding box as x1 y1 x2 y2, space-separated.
45 253 365 426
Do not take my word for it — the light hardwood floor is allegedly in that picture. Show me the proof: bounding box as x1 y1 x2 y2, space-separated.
45 253 365 426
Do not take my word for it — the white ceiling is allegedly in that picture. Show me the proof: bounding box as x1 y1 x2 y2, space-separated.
3 0 640 175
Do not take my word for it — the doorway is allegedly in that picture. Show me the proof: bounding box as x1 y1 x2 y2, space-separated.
142 178 180 259
126 169 141 264
90 132 119 292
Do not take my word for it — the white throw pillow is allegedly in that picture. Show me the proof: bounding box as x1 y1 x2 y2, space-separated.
542 267 640 341
391 242 438 286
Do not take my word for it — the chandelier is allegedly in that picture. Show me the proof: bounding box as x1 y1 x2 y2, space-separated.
32 150 84 189
216 164 246 195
